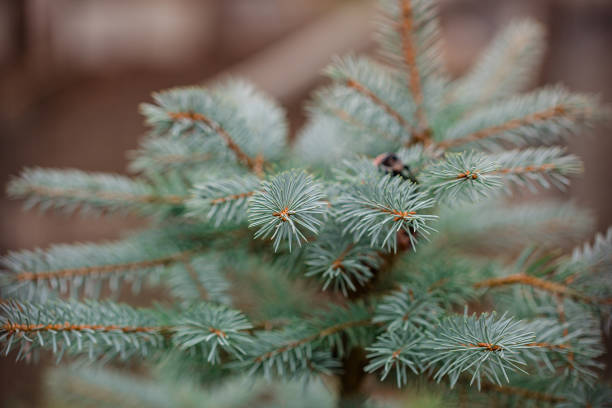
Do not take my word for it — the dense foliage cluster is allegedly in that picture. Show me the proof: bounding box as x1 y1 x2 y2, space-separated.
1 1 610 407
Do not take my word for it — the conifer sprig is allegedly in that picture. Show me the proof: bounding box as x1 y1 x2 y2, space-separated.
377 0 444 140
140 81 288 175
188 174 261 226
7 168 187 217
365 330 424 387
172 303 252 364
248 170 327 252
373 286 442 332
324 55 416 142
437 88 596 150
304 223 381 296
420 151 502 204
425 313 535 389
490 146 582 192
2 0 610 404
163 255 231 305
0 300 165 362
239 304 372 379
0 226 215 301
336 174 436 251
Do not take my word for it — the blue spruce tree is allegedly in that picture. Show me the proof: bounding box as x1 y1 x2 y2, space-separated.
2 1 611 406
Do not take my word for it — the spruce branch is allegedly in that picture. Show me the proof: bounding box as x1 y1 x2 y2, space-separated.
317 100 399 143
167 111 262 173
346 79 413 134
365 329 424 387
397 0 428 136
2 0 610 403
373 286 442 332
520 315 603 386
424 312 535 389
248 170 327 252
7 168 187 217
0 226 214 301
325 55 415 139
420 151 503 204
437 88 597 150
336 173 436 252
436 201 594 252
141 81 288 176
490 146 582 192
239 303 373 380
0 300 165 362
129 135 217 174
164 255 231 306
172 303 252 364
188 174 260 227
377 0 443 141
474 273 611 305
304 222 382 296
2 249 194 301
559 227 612 300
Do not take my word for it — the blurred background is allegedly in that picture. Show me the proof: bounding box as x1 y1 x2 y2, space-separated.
0 0 611 406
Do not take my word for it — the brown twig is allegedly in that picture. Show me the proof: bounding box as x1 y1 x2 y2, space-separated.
252 318 372 363
19 185 185 206
210 191 254 205
169 111 263 175
377 207 416 222
399 0 429 141
322 104 398 142
473 273 612 305
461 342 569 352
15 250 197 283
436 105 569 150
491 163 557 175
345 78 413 134
332 244 355 271
2 321 164 335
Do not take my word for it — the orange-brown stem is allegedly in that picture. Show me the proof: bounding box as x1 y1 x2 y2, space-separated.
474 273 612 305
332 244 355 270
169 111 263 175
456 170 479 180
437 106 569 149
378 208 416 222
210 191 254 205
345 79 413 134
272 207 291 222
463 342 569 352
492 163 557 175
15 250 196 282
399 0 429 141
252 319 372 363
2 321 163 334
323 105 398 142
19 185 185 206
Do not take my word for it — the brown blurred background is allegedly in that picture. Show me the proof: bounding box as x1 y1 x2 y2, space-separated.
0 0 611 406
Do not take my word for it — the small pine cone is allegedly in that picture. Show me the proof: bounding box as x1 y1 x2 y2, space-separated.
373 153 418 183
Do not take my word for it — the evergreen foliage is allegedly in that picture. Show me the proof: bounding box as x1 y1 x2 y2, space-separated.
1 1 610 406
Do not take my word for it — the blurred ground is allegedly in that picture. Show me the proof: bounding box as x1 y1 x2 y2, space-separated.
0 0 611 406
